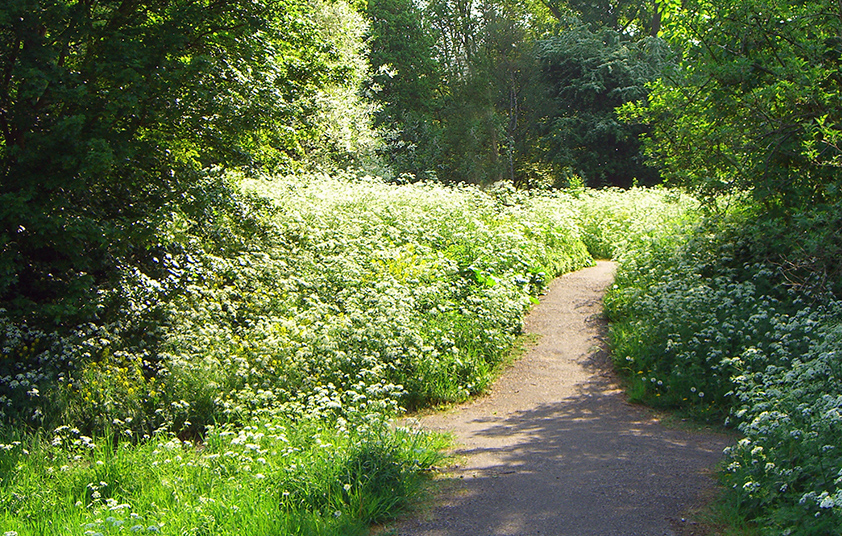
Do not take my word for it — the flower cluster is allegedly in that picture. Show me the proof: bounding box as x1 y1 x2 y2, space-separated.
607 202 842 534
0 171 598 438
152 172 593 431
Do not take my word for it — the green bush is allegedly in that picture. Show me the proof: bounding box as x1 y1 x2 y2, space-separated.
606 201 842 534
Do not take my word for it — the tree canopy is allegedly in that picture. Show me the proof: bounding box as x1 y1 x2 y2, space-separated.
537 19 670 186
0 0 364 326
625 0 842 210
364 0 667 187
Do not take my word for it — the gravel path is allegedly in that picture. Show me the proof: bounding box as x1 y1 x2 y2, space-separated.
383 261 731 536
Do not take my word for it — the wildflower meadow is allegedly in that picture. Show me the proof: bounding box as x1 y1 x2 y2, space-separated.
4 170 839 535
0 172 691 535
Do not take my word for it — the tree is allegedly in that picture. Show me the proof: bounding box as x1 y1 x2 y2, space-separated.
420 0 554 185
366 0 442 179
622 0 842 296
625 0 842 210
307 0 382 169
366 0 669 188
541 0 662 36
537 20 672 187
0 0 334 325
464 1 554 186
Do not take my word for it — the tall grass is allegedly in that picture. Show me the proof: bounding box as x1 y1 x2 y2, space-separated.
0 420 447 535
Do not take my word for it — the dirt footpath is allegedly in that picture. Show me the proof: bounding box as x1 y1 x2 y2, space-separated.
384 261 731 536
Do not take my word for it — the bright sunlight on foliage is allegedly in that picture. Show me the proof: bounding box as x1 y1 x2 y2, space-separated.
607 200 842 535
4 2 840 533
0 172 695 536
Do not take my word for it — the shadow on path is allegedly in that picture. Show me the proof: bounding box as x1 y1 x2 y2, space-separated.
386 262 731 536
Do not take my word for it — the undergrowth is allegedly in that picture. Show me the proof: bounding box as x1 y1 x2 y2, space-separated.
606 199 842 535
0 172 695 535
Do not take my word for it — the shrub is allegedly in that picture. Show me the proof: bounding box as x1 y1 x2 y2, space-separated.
606 200 842 534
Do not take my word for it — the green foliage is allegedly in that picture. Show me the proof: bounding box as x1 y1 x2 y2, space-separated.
364 1 671 188
573 186 698 259
724 320 842 535
438 3 549 186
537 20 673 187
0 170 707 533
612 20 842 528
0 170 626 535
0 171 280 432
367 0 566 186
542 0 663 35
0 0 342 328
1 172 594 436
736 201 842 300
625 0 842 210
2 175 701 438
0 419 447 535
365 0 442 180
305 0 383 170
606 200 842 534
366 0 440 119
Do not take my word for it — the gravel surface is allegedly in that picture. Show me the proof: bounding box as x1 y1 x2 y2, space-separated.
382 261 732 536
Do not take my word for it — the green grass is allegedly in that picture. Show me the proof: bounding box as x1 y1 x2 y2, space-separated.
0 419 448 536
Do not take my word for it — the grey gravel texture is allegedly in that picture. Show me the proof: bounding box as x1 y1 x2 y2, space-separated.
381 261 731 536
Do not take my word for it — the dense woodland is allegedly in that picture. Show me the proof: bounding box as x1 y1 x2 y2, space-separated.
1 1 841 534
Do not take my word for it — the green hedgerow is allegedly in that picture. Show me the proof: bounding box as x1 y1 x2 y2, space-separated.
606 199 842 535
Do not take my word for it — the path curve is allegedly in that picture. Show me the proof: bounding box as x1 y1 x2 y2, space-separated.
386 261 730 536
